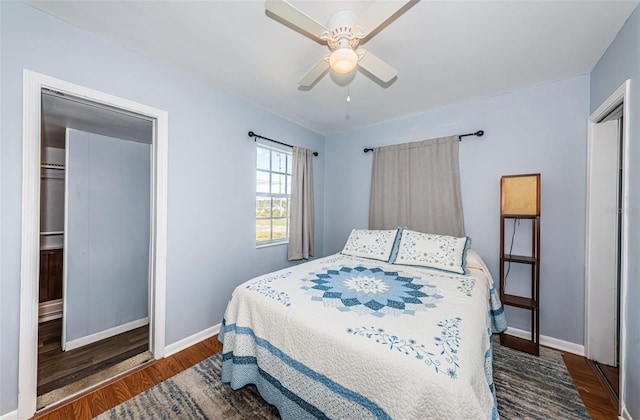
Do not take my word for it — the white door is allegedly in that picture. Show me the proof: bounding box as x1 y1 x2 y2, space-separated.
62 128 151 351
585 118 620 366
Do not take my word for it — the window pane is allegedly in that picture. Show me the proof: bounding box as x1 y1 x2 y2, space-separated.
257 147 270 170
256 218 271 242
272 197 287 217
256 197 271 218
256 170 270 193
271 173 286 194
286 175 291 195
272 151 287 173
287 154 292 174
272 218 287 239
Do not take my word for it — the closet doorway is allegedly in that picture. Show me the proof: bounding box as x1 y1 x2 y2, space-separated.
585 80 630 414
19 70 168 420
37 91 152 408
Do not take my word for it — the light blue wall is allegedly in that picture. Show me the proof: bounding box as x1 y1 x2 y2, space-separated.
0 2 324 415
324 75 590 346
590 5 640 418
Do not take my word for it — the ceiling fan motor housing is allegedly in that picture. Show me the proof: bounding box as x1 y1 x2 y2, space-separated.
323 9 363 51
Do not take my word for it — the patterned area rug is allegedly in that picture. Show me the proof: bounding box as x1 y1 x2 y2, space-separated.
95 340 590 419
492 340 590 419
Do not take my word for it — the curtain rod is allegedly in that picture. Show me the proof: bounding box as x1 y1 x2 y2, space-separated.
248 131 318 156
363 130 484 153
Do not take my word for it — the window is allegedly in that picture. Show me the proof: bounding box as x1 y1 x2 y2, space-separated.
256 144 292 245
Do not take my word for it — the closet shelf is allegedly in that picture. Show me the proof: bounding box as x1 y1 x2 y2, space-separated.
41 163 65 170
40 231 64 236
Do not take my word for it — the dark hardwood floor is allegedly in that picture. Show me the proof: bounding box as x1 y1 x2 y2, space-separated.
34 335 619 420
38 319 149 396
562 352 619 420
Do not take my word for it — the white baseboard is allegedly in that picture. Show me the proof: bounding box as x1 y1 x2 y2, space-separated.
39 299 63 323
505 327 585 356
0 409 17 420
65 317 149 351
165 323 221 357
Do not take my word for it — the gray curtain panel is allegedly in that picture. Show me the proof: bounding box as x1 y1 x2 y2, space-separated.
288 146 314 260
369 135 465 237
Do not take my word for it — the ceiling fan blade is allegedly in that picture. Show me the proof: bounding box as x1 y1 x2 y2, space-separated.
299 57 330 88
357 49 397 83
265 0 329 40
355 0 414 39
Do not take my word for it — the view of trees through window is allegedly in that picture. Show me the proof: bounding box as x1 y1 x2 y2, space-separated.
256 145 291 244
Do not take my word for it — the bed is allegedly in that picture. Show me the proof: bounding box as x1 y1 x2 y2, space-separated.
220 228 507 419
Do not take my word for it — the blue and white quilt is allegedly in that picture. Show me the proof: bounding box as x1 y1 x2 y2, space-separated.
220 250 507 419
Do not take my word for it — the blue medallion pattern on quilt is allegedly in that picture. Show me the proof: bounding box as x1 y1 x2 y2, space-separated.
246 271 292 307
346 317 461 378
301 266 443 317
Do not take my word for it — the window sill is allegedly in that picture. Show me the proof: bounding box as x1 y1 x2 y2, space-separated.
256 241 288 249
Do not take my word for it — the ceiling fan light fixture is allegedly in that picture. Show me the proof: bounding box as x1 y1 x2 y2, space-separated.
329 48 358 74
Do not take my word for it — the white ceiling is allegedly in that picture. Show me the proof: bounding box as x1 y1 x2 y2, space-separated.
25 0 638 136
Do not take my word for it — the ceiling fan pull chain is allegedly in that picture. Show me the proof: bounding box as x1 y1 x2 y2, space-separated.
345 85 351 120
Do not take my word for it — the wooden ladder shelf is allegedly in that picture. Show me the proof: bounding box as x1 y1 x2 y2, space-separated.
499 174 541 356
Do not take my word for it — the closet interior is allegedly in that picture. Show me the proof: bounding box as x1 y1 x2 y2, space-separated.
39 143 65 324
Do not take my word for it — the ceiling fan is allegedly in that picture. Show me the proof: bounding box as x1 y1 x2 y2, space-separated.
265 0 415 89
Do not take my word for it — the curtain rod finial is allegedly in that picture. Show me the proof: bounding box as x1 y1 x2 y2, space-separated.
248 131 255 138
476 130 484 137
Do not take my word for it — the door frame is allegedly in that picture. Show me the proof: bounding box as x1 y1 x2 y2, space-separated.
584 79 630 415
18 69 169 419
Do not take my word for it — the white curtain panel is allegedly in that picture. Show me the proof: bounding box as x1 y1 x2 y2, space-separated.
369 135 465 237
288 146 314 260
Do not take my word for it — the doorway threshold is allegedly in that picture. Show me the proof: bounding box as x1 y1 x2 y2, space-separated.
37 350 153 410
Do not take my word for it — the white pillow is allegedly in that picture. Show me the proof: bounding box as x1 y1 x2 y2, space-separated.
464 249 484 270
392 229 470 274
341 228 400 262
